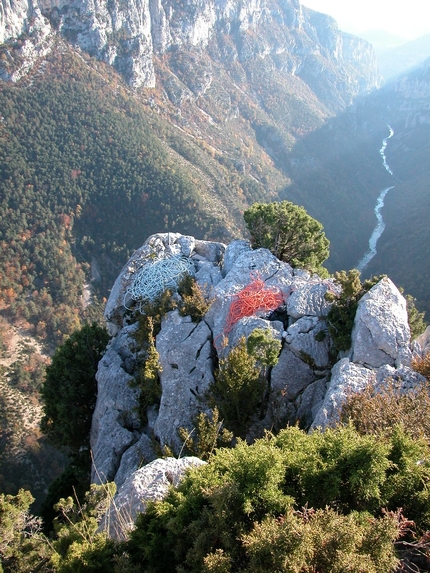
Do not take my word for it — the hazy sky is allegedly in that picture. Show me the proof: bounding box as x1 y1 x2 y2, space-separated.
302 0 430 41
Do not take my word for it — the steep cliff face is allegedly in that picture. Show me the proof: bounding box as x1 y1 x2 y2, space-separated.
391 58 430 128
0 0 379 103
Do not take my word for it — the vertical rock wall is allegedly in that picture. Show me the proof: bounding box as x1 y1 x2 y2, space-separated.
0 0 380 95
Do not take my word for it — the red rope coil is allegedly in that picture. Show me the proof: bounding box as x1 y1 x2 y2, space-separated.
223 275 285 336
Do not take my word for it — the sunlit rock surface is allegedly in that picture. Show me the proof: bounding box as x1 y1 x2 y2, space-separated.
0 0 380 94
91 232 417 493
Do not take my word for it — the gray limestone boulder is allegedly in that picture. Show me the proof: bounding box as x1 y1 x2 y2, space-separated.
114 434 157 490
311 357 428 431
224 316 284 358
375 364 427 391
205 245 291 347
91 325 145 484
295 378 328 427
194 260 223 296
154 311 214 453
311 358 374 430
194 239 226 264
266 345 317 428
351 277 411 368
103 456 205 540
283 316 330 369
222 239 252 275
286 278 338 319
104 232 225 335
414 326 430 357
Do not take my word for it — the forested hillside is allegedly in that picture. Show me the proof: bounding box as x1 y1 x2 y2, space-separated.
0 46 262 343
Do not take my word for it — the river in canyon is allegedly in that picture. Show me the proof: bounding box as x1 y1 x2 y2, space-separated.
356 126 394 273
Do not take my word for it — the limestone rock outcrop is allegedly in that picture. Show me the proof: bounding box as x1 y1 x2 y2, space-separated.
351 276 411 369
0 0 379 100
154 312 214 453
91 232 420 500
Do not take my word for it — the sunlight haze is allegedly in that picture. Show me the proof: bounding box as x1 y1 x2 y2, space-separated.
302 0 430 41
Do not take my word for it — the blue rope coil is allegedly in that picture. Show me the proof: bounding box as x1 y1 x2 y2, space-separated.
124 253 195 312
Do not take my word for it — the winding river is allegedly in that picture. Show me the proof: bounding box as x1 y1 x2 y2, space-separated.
356 126 394 273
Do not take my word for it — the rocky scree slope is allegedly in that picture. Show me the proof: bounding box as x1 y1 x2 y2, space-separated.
91 232 427 537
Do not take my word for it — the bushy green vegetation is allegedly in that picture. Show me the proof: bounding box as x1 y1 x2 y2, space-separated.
40 323 109 454
209 337 265 438
178 408 234 461
125 425 430 572
177 274 212 322
243 200 330 274
39 323 109 529
130 316 163 424
405 294 427 339
0 484 121 573
0 488 51 573
4 388 430 571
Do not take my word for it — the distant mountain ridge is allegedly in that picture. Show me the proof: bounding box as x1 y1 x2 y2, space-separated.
376 34 430 80
358 29 408 51
0 0 380 101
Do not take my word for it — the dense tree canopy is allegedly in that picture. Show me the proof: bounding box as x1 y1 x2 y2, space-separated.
243 200 330 273
40 323 109 454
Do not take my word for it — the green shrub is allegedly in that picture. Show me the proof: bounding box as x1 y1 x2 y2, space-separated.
131 291 176 423
0 489 50 573
209 338 264 437
40 323 110 454
131 279 210 423
130 316 162 423
177 274 211 322
242 507 399 573
126 425 430 572
405 294 427 339
128 437 292 573
49 484 120 573
133 288 177 344
243 201 330 274
178 408 233 461
274 424 392 514
246 328 281 376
